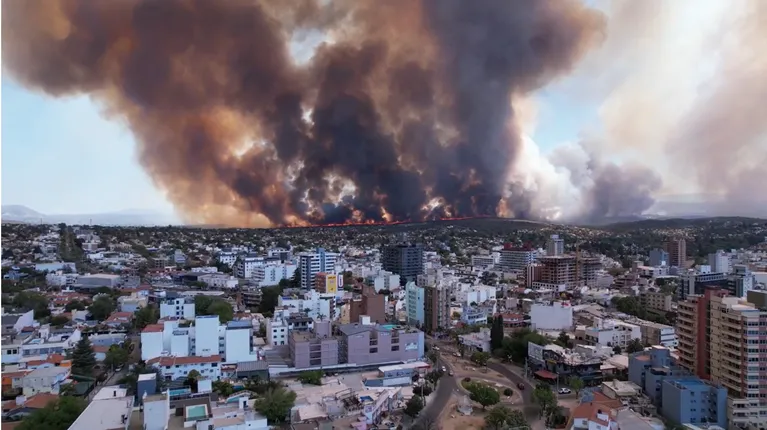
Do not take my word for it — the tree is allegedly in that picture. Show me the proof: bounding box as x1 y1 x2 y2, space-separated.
194 295 215 315
12 291 49 319
485 405 516 430
213 380 234 397
206 300 234 323
134 305 160 330
254 387 297 423
568 376 585 397
613 345 622 354
297 370 323 385
404 395 424 417
490 316 504 351
88 296 116 321
50 315 71 327
71 337 96 375
425 369 444 385
16 396 86 430
184 369 202 392
532 383 557 419
64 300 86 312
626 338 644 354
119 362 167 395
467 382 500 410
470 351 491 367
556 331 570 348
258 286 282 314
104 344 129 370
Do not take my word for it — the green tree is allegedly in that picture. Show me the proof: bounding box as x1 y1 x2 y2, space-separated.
254 387 297 423
297 370 323 385
50 315 71 327
88 296 116 321
134 304 160 330
16 396 86 430
556 331 570 347
467 382 500 410
12 291 49 319
626 338 644 354
258 286 283 314
194 295 215 315
104 344 129 370
404 395 424 417
568 376 585 397
64 300 87 311
490 316 504 350
612 345 622 354
206 300 234 323
425 369 444 385
470 351 491 367
119 363 167 395
71 336 96 376
213 380 235 397
485 405 527 430
184 369 202 392
532 383 557 419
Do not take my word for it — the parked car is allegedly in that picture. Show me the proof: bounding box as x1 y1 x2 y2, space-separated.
517 383 525 390
558 388 572 394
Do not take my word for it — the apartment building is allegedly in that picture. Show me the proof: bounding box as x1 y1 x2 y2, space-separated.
582 319 641 348
639 290 673 312
470 255 495 269
676 287 767 429
382 243 424 286
678 270 728 301
634 319 678 348
405 282 425 327
349 286 386 324
315 272 339 295
278 289 336 321
289 321 339 369
252 263 297 287
649 248 669 267
424 284 449 333
578 257 602 288
666 238 687 268
546 235 565 256
498 245 535 272
233 255 265 279
299 248 338 290
534 256 577 290
159 297 195 320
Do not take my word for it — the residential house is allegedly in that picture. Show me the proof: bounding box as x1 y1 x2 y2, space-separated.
21 366 70 396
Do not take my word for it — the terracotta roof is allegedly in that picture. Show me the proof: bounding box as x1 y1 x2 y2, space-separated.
142 324 164 333
571 402 613 427
106 312 134 322
23 393 58 409
591 392 624 410
2 370 30 380
147 355 222 367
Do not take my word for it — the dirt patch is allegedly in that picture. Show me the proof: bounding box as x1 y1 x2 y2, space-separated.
440 413 487 430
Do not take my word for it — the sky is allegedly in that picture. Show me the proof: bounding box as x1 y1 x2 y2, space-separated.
2 0 756 221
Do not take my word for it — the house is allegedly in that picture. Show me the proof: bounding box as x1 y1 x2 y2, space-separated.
1 371 30 393
21 366 70 396
147 355 223 381
104 312 134 328
2 393 58 420
1 311 35 334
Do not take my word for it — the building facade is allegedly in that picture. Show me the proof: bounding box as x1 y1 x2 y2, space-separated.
382 244 424 286
299 248 338 290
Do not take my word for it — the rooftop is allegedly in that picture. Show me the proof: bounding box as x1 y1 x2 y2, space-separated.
68 396 133 430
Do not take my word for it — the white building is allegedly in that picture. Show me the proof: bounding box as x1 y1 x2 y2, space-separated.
22 366 70 396
147 354 223 381
458 328 492 353
198 273 239 289
498 248 536 272
546 235 565 257
583 318 641 348
529 301 573 330
369 270 401 292
217 252 238 267
299 248 338 290
160 298 195 320
708 250 731 274
45 271 79 287
233 256 265 279
195 316 220 357
252 263 297 287
278 290 335 321
67 387 133 430
471 255 495 269
456 285 497 306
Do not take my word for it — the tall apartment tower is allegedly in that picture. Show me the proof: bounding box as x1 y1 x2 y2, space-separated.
299 248 338 290
649 248 669 267
382 243 424 286
424 285 449 333
498 243 536 272
665 238 687 268
707 250 730 274
546 235 565 257
676 288 767 428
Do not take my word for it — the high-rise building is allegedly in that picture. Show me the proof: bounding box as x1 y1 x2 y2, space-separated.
405 281 425 326
707 250 730 274
382 244 424 286
298 248 338 290
665 238 687 268
498 244 535 272
649 248 669 267
546 235 565 257
676 288 767 428
424 285 449 333
536 256 576 288
349 285 386 324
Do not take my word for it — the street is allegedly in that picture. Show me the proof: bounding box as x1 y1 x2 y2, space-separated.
414 353 457 427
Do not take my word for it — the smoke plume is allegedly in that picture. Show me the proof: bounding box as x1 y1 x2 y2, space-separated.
2 0 606 226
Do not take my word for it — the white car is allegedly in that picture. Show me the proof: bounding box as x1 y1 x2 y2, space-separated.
558 388 572 394
441 366 447 372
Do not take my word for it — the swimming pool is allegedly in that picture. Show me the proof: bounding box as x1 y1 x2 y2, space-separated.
169 388 191 396
185 405 208 420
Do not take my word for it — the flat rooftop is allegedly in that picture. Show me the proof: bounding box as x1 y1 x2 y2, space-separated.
68 396 133 430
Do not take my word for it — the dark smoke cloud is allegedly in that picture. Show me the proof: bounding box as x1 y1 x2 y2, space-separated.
2 0 605 227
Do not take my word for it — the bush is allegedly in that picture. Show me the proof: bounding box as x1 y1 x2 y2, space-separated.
503 388 513 396
463 377 471 382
